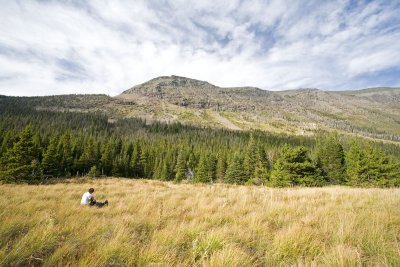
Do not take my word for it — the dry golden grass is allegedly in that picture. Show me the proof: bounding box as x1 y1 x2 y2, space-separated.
0 178 399 266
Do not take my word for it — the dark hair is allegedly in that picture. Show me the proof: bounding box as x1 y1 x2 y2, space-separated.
89 188 94 193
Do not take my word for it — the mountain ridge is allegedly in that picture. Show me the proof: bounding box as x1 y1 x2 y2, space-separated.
1 75 400 142
116 76 400 140
122 75 400 94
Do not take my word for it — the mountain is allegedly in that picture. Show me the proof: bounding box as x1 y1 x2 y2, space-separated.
117 76 400 141
1 75 400 142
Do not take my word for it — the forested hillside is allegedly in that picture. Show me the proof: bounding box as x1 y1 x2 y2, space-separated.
2 76 400 143
0 96 399 186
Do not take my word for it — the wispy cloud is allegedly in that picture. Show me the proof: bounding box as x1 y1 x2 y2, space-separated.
0 0 399 96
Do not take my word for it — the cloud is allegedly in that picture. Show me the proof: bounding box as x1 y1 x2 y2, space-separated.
0 0 399 96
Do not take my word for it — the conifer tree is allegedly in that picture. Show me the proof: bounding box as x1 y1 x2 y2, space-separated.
346 142 400 186
194 153 212 183
224 153 247 184
32 132 44 162
345 141 364 185
130 143 141 177
376 155 400 186
160 158 172 181
0 126 40 181
152 157 162 179
41 136 60 176
114 138 123 155
100 141 113 176
208 153 217 182
174 150 186 181
186 152 197 179
140 149 150 178
270 145 323 187
126 142 134 160
78 138 97 174
112 155 127 177
58 133 73 176
316 134 345 183
216 153 227 182
0 131 13 157
253 145 269 182
139 149 149 177
243 133 257 180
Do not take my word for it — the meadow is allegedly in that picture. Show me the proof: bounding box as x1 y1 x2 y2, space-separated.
0 178 399 266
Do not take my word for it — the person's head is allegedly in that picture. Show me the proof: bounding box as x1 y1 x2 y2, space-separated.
89 188 94 194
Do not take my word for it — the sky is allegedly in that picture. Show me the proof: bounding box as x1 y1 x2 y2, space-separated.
0 0 400 96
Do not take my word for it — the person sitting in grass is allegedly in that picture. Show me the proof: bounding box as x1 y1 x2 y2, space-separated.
81 188 108 207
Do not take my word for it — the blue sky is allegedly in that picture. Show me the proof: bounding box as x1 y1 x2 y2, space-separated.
0 0 399 96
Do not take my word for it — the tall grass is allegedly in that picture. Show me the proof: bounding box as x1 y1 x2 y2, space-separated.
0 178 399 266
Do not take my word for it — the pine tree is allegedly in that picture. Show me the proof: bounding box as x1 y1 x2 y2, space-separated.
100 141 113 176
140 149 150 178
138 149 149 178
270 145 323 187
0 131 13 157
253 145 269 182
174 150 186 181
160 158 172 181
78 138 97 174
194 153 212 183
152 157 162 179
216 153 227 182
58 133 73 176
345 141 364 185
112 148 129 177
41 136 60 177
316 134 345 184
346 142 400 186
208 153 217 182
32 132 43 162
224 153 247 184
376 155 400 186
112 155 124 177
114 138 123 155
126 142 134 160
243 133 257 181
0 126 40 181
130 143 141 177
186 152 197 180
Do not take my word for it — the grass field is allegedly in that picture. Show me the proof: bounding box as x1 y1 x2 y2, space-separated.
0 178 399 266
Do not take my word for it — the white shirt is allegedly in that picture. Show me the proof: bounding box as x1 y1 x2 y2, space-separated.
81 192 93 205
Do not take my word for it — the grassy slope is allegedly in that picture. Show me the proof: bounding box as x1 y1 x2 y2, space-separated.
1 179 399 266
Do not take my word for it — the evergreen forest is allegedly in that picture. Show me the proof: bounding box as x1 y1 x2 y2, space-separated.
1 96 399 186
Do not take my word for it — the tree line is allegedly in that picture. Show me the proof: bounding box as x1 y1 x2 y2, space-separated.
0 101 399 186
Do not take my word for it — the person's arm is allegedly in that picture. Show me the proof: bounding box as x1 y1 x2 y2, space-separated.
89 194 96 203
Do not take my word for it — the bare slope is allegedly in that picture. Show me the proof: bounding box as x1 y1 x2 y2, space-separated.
117 76 400 140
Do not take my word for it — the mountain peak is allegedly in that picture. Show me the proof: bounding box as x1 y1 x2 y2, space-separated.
122 75 216 95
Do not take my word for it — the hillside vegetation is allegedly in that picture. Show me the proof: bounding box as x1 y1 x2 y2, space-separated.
119 76 400 141
1 179 399 266
2 76 400 142
0 102 399 186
